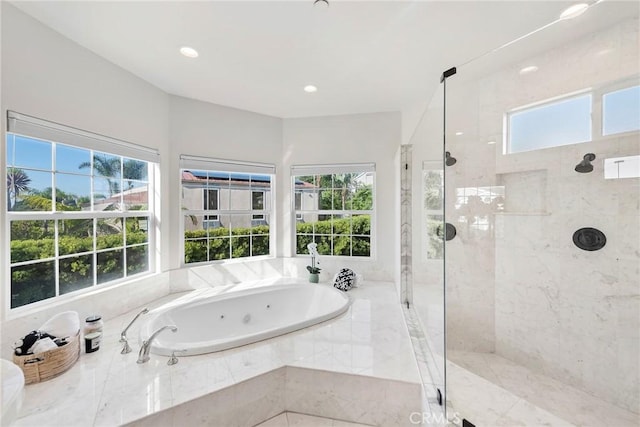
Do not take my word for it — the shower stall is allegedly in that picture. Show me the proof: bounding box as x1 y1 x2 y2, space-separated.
408 2 639 425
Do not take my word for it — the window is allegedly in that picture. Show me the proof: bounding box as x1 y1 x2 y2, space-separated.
506 80 640 153
292 164 374 257
604 155 640 179
422 162 444 260
294 192 303 221
204 189 219 223
6 111 158 309
252 191 265 221
603 85 640 135
180 155 274 264
508 93 592 153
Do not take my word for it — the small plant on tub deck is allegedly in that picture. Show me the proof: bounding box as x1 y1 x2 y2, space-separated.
306 243 321 283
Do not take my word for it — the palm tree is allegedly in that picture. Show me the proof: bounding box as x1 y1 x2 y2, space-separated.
79 154 121 196
7 167 31 210
123 159 147 189
335 173 356 210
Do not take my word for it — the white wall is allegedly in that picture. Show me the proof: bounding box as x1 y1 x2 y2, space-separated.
282 112 401 282
0 4 404 355
167 95 283 272
0 3 171 353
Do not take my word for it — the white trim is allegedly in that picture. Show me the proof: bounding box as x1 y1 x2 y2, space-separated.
180 154 276 174
291 162 375 175
7 111 160 163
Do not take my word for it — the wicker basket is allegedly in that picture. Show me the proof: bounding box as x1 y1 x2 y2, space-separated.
12 332 80 384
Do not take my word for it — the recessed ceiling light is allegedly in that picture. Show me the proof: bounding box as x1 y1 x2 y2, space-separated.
455 131 464 136
180 46 199 58
314 0 329 8
559 3 589 20
304 85 318 93
519 65 539 75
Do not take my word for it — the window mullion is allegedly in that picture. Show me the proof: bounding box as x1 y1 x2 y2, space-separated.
54 219 60 297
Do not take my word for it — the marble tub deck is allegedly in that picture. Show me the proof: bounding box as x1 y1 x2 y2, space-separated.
13 281 422 427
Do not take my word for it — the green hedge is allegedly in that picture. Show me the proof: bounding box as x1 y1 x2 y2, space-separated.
295 216 370 256
184 225 270 263
10 229 150 308
11 217 372 307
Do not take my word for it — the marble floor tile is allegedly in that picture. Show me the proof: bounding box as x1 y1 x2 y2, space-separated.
254 412 373 427
449 352 640 427
494 399 575 427
256 413 289 427
287 412 335 427
447 362 520 427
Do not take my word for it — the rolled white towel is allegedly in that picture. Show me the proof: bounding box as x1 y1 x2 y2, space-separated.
31 337 58 354
39 311 80 338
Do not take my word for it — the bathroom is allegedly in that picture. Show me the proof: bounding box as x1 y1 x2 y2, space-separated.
1 1 639 426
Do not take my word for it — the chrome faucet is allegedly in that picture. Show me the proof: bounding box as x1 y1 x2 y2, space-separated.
120 308 149 354
137 325 178 364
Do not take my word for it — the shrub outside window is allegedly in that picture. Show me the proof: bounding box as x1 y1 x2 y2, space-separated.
292 164 374 257
180 156 275 264
6 112 157 310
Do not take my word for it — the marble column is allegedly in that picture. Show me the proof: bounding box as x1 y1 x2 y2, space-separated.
400 144 413 305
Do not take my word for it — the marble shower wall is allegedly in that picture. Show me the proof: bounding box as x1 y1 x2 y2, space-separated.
446 17 640 412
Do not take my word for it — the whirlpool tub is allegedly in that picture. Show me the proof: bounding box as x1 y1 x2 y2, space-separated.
139 283 351 356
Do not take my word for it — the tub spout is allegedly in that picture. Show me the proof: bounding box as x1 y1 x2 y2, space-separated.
137 325 177 364
120 307 149 354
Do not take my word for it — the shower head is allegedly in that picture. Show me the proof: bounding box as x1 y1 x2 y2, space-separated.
445 151 457 166
575 153 596 173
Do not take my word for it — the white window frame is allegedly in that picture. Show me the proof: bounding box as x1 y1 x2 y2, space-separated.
179 155 275 266
5 111 159 313
505 89 592 154
291 163 375 259
505 76 640 154
600 81 640 137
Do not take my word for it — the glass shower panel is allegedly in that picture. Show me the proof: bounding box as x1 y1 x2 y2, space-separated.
444 4 639 425
407 83 446 417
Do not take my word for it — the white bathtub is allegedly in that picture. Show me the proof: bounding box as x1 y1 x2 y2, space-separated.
139 283 351 356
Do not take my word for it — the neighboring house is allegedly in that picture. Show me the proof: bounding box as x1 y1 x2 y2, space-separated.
86 171 319 230
89 184 149 212
181 171 319 231
293 179 319 223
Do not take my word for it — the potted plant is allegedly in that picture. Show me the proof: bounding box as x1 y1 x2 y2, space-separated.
306 242 321 283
